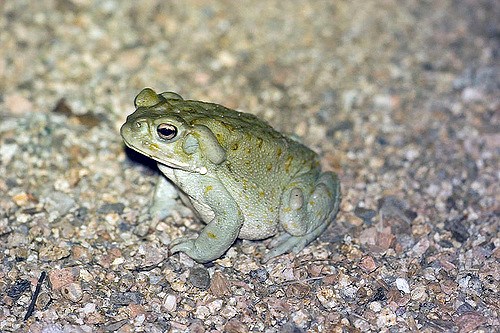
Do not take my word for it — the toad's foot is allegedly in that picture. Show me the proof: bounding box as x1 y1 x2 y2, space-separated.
169 235 227 264
169 238 207 262
264 197 340 262
262 222 328 262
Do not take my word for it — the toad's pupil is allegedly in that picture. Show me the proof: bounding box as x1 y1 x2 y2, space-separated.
157 124 177 140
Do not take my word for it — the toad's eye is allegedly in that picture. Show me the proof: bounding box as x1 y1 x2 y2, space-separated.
157 123 177 140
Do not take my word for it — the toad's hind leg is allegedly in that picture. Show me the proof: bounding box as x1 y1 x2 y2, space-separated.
265 172 340 262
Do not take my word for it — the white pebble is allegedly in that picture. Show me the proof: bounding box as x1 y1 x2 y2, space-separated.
395 278 410 294
163 294 177 312
316 287 337 309
291 309 310 328
376 308 396 327
194 305 210 319
369 301 382 312
0 143 18 165
82 303 96 314
220 305 238 319
208 299 223 314
411 285 427 301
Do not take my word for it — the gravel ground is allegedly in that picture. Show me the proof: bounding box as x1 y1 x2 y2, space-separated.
1 1 498 332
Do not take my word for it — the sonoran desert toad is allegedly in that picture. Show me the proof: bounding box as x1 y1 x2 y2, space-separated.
121 88 340 263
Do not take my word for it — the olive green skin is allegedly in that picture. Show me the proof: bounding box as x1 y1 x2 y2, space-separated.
121 88 340 263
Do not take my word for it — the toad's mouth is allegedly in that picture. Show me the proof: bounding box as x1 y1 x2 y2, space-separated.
121 135 200 172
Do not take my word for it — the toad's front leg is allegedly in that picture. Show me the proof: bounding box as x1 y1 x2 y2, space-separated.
165 168 244 263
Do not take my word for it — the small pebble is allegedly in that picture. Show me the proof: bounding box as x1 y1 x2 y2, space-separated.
127 304 146 318
12 193 32 206
461 87 485 102
410 285 427 301
163 294 177 312
395 278 410 294
456 311 486 332
207 299 223 314
369 301 382 312
210 271 231 297
224 318 248 333
82 302 96 315
0 143 18 165
6 279 31 300
290 309 310 328
249 268 269 283
359 256 378 273
456 302 474 315
38 324 64 333
97 203 125 214
189 267 211 289
354 206 377 224
61 282 83 302
220 305 238 319
445 217 470 243
48 267 80 290
376 308 396 328
44 192 76 216
4 93 33 115
110 292 144 305
194 305 210 319
101 320 128 332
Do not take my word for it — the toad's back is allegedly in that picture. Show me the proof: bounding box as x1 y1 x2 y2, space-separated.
167 99 320 188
